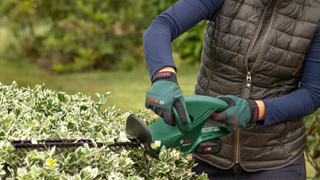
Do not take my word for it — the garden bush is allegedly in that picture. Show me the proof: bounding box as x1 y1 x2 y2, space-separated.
305 108 320 179
0 0 149 73
0 82 207 179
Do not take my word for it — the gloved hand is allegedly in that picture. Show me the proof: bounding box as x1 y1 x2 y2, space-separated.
211 95 259 131
145 71 190 126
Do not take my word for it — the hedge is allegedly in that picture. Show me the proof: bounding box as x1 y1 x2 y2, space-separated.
0 82 208 179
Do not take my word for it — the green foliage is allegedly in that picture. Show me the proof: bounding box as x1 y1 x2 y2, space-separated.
172 21 207 65
305 108 320 179
0 0 205 73
0 0 150 73
145 0 177 17
0 81 207 179
142 0 208 66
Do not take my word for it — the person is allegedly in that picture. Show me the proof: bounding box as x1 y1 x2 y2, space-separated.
143 0 320 179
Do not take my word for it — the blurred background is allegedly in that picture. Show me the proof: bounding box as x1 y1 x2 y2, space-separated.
0 0 319 178
0 0 206 113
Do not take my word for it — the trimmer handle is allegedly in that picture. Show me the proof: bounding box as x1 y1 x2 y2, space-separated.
149 95 229 154
173 107 192 133
172 95 228 133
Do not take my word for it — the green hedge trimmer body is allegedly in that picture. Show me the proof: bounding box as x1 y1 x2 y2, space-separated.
11 95 229 158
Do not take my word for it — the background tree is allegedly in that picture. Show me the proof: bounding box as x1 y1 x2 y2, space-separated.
0 0 205 73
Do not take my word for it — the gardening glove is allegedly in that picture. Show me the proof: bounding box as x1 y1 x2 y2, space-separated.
145 71 190 126
211 95 259 131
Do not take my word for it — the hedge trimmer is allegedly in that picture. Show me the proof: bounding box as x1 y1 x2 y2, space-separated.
10 95 230 158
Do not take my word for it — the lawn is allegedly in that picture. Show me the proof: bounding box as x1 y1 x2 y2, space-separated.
0 61 199 114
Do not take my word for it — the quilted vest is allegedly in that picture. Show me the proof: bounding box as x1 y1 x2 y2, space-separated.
193 0 320 171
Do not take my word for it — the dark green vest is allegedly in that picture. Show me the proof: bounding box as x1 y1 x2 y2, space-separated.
194 0 320 171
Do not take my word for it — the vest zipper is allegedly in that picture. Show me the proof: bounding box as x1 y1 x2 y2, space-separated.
245 0 281 81
236 0 280 164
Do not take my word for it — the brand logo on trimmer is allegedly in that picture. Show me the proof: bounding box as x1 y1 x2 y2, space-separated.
180 139 192 146
159 100 164 105
201 126 220 133
180 140 184 144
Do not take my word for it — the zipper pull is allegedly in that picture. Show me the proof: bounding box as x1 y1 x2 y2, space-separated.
242 73 252 99
247 72 251 82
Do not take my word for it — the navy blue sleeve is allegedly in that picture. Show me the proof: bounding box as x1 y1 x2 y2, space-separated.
259 25 320 127
143 0 224 78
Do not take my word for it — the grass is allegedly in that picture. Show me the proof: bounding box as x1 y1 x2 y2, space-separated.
0 61 199 113
306 158 316 179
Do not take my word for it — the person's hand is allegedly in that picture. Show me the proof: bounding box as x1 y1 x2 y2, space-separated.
145 71 190 126
211 95 259 131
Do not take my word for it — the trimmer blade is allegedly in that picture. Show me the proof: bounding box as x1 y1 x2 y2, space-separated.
10 114 156 158
126 114 157 158
107 138 141 150
10 139 140 151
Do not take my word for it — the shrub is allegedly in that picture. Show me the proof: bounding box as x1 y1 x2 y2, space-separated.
0 0 205 73
0 0 149 73
0 82 207 179
172 21 207 65
305 108 320 179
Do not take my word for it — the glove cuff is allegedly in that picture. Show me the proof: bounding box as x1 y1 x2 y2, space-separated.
247 99 259 123
152 71 177 83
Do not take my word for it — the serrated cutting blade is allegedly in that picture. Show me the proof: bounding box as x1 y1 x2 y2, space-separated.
10 114 157 158
10 138 141 152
